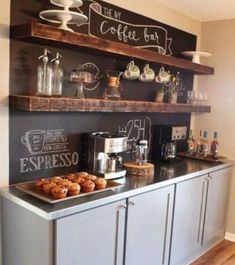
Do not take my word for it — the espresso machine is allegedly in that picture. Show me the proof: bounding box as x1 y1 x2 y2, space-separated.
87 132 127 179
153 125 187 162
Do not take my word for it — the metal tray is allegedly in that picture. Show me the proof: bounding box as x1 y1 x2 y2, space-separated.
15 180 123 204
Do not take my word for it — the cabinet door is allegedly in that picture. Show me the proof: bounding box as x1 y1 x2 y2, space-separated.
55 200 126 265
203 167 231 247
125 185 174 265
170 175 208 265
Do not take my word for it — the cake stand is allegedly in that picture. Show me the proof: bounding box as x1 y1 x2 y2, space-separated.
181 51 212 64
50 0 83 11
39 10 87 32
70 66 103 98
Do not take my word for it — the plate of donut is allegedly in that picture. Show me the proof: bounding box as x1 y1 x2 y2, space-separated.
15 171 123 204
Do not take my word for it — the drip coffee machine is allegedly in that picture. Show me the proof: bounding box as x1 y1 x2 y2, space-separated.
153 125 187 162
87 132 127 179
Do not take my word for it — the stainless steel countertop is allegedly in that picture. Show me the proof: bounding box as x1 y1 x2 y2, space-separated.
1 158 234 220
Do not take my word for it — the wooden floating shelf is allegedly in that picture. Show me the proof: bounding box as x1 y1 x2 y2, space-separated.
9 95 211 113
11 21 214 75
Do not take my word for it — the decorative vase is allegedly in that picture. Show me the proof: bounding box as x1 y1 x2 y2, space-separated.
154 92 164 103
167 92 177 104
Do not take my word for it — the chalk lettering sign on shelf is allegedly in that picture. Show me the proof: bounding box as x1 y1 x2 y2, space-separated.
78 1 172 55
118 117 152 154
20 129 79 173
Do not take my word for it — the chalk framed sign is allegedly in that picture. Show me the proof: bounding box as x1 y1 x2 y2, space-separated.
77 0 196 56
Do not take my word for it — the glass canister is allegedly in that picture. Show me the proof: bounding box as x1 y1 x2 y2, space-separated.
103 73 122 100
134 139 148 165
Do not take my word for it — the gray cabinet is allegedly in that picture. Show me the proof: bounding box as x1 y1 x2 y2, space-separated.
125 185 175 265
2 198 53 265
170 167 231 265
1 167 232 265
170 174 207 265
56 185 175 265
55 200 126 265
203 167 231 247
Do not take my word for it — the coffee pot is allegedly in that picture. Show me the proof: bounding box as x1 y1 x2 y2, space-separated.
161 141 177 160
152 125 187 162
97 153 123 172
103 72 123 100
107 154 123 172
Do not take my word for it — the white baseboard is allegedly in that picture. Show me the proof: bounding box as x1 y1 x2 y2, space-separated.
225 232 235 242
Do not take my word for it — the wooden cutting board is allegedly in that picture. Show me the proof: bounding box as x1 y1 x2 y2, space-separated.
124 162 154 176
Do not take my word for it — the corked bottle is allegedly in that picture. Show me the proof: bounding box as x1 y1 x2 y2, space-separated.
51 52 63 97
37 49 53 96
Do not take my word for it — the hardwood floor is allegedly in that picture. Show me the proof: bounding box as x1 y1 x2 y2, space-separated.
191 240 235 265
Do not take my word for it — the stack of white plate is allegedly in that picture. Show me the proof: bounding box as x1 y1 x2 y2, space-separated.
39 0 88 32
181 51 212 64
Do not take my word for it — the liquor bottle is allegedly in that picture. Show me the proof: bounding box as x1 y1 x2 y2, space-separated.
210 132 219 159
196 130 203 156
37 49 53 96
187 129 195 155
51 52 63 97
202 131 209 157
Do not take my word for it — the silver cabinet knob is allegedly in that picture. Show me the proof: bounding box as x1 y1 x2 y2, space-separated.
129 201 136 206
118 204 127 209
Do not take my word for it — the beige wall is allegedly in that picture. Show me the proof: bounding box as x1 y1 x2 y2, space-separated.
0 1 10 263
0 1 10 187
194 19 235 234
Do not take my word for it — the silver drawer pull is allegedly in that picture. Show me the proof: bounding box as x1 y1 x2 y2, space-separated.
129 201 136 206
118 204 127 209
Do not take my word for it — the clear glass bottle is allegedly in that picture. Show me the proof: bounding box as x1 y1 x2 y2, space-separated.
196 130 203 156
187 129 195 155
202 131 209 157
210 132 219 159
37 49 53 96
51 52 63 97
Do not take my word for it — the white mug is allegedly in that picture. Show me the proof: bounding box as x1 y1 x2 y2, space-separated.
122 61 140 80
155 67 171 84
139 64 155 82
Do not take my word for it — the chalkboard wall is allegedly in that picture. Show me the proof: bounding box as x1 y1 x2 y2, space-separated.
9 0 196 184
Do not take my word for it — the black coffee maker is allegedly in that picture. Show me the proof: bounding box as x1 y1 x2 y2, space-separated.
152 125 187 162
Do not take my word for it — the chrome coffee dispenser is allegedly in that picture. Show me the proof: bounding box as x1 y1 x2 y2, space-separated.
87 132 127 179
153 125 187 162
